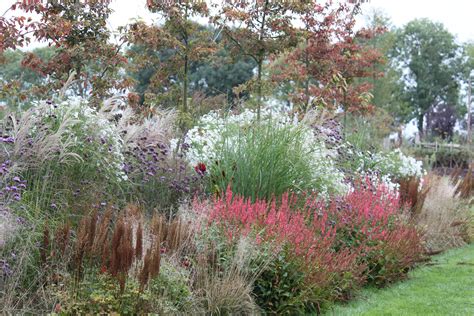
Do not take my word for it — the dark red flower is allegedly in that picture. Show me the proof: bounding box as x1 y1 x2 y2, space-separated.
54 304 62 313
181 258 190 268
194 162 206 175
100 265 107 274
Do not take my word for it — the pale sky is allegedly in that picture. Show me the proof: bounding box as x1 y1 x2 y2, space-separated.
1 0 474 46
108 0 474 43
365 0 474 43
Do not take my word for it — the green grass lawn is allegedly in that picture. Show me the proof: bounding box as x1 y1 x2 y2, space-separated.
325 244 474 316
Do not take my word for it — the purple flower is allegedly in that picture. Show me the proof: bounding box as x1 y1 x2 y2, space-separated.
1 260 12 276
13 176 21 183
13 193 21 201
50 203 57 209
16 217 26 225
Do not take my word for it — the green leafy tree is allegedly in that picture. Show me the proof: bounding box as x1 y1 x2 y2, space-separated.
189 47 256 105
393 19 461 138
359 11 410 124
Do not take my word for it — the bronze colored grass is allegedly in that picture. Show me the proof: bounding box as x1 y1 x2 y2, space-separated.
415 175 470 254
399 176 431 216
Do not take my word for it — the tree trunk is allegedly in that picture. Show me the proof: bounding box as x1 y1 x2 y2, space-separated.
257 60 262 120
303 36 310 112
256 0 268 121
426 108 431 139
183 53 188 114
182 4 189 117
417 113 424 140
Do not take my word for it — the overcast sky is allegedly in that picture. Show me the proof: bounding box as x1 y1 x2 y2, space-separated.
1 0 474 46
366 0 474 42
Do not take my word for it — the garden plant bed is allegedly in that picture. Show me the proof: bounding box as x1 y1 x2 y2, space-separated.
1 0 473 314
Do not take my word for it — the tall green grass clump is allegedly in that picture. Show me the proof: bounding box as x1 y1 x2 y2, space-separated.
211 122 319 201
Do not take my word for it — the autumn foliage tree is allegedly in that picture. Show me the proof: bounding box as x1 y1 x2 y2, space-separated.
1 0 130 106
0 0 70 53
214 0 300 119
129 0 216 126
1 0 384 121
271 1 384 115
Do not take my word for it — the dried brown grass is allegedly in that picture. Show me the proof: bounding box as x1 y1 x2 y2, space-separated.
191 238 263 315
415 175 470 254
7 104 82 170
35 205 164 293
100 97 177 150
150 214 193 256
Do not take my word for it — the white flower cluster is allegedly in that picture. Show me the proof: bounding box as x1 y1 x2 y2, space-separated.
372 149 425 179
176 106 349 196
307 139 349 197
351 147 424 188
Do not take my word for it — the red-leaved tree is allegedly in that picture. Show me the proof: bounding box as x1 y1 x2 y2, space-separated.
271 1 384 114
1 0 131 105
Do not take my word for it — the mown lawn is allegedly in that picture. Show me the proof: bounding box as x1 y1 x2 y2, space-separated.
325 243 474 316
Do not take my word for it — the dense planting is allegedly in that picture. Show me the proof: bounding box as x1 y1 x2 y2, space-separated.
3 97 466 315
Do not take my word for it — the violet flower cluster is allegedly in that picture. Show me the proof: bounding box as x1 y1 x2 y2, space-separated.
124 139 201 199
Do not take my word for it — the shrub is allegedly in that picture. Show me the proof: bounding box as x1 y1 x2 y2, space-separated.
148 261 193 313
330 182 424 286
410 146 472 170
352 148 424 181
54 274 153 315
432 148 471 169
105 103 201 212
253 250 308 313
194 184 423 313
56 259 194 315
